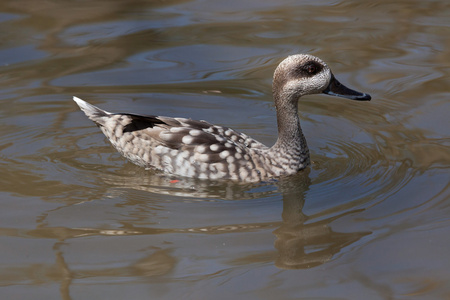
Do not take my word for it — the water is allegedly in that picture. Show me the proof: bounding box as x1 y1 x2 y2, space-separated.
0 0 449 299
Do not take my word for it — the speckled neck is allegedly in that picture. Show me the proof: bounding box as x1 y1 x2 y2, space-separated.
271 89 309 164
265 65 310 174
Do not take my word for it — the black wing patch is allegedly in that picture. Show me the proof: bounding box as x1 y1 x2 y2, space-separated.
119 113 168 133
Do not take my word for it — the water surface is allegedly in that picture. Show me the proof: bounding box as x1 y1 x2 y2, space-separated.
0 0 449 299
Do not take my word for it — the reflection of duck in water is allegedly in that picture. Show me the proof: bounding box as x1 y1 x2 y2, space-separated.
274 187 371 269
74 54 370 182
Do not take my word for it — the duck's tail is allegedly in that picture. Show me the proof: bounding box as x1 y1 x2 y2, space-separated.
73 96 110 125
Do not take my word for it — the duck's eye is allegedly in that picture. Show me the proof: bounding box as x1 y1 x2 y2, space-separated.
306 64 317 75
294 62 321 77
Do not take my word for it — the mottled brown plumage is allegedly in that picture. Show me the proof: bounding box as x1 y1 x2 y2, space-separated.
74 54 370 182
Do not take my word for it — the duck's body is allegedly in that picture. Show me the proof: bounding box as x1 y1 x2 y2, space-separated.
74 54 370 182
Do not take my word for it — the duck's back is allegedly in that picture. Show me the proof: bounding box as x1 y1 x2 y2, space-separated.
74 97 269 181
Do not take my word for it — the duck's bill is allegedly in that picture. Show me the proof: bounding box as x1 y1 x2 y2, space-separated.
322 74 371 101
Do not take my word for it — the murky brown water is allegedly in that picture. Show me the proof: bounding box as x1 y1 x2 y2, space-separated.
0 0 449 299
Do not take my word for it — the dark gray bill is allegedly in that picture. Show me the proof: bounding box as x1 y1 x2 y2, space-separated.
322 74 371 101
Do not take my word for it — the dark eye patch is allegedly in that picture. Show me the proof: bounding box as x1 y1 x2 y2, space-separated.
306 63 317 74
293 61 322 77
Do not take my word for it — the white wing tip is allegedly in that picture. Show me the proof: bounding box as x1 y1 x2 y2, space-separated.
72 96 109 117
73 96 86 107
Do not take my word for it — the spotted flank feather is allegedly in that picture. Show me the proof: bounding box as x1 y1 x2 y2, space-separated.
74 97 270 181
73 54 370 182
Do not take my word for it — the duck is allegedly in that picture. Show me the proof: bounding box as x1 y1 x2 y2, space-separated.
74 54 370 182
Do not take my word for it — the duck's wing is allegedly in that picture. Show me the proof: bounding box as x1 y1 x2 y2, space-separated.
73 97 268 177
74 96 266 150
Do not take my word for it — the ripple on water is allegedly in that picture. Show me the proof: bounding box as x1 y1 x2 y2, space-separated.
306 135 416 216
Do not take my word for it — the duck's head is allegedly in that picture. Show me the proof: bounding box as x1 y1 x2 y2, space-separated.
273 54 371 104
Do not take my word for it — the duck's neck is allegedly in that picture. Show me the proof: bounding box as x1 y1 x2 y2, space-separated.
270 94 309 169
